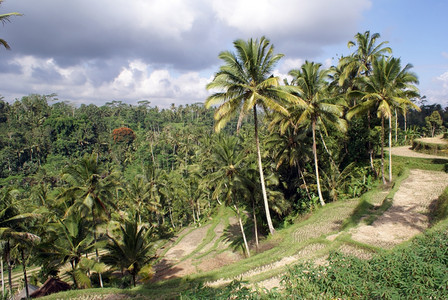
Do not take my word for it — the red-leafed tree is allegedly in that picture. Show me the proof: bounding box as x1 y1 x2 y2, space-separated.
112 127 136 145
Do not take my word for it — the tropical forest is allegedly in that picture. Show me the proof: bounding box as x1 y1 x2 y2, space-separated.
2 21 448 300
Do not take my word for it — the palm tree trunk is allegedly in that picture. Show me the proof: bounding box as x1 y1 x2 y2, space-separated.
234 204 250 258
70 261 79 288
1 256 4 297
169 207 175 228
312 120 325 206
252 198 259 251
253 106 275 235
319 132 337 171
394 108 398 143
21 249 29 299
6 241 13 297
380 116 386 184
367 112 377 176
389 116 393 182
92 209 104 288
404 112 407 142
297 162 312 201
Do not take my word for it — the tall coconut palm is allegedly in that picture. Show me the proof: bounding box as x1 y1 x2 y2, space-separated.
0 1 22 50
205 37 296 235
339 31 392 173
343 31 392 80
282 61 347 206
347 57 420 183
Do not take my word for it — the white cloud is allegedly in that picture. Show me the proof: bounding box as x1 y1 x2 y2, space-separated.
123 0 198 39
423 71 448 107
1 56 211 107
1 0 373 106
211 0 371 39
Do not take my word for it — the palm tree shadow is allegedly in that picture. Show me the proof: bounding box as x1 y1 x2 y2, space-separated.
150 259 184 282
222 223 245 253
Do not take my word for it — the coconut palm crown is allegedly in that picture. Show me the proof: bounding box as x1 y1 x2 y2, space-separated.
205 37 296 235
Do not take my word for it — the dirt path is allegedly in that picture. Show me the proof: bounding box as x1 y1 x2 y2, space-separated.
390 146 448 160
350 169 448 248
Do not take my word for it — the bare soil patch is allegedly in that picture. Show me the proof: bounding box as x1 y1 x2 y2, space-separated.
350 169 448 249
152 215 242 282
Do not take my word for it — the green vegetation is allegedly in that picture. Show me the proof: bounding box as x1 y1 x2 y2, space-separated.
412 139 448 156
2 29 448 299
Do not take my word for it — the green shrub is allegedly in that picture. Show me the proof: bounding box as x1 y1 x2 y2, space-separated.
280 229 448 299
431 186 448 222
412 140 448 156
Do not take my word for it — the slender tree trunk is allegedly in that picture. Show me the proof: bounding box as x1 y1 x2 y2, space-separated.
197 201 201 222
253 106 275 235
169 207 175 228
252 198 259 251
92 209 103 288
319 132 337 170
389 116 393 183
1 258 3 297
191 205 196 225
394 108 398 144
380 116 386 184
21 249 29 299
70 261 79 288
404 112 408 142
5 241 13 297
297 163 312 201
367 112 377 176
312 121 325 206
150 141 156 167
234 204 250 258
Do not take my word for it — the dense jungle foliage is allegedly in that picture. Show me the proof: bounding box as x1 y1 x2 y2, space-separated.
1 32 448 298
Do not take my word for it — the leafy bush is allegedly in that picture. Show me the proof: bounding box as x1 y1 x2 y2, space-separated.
179 280 268 299
280 229 448 299
432 186 448 222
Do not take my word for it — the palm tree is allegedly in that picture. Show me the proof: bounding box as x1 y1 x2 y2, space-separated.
266 128 313 201
339 31 392 173
60 153 118 287
38 212 95 288
347 57 420 183
122 173 161 224
281 61 347 206
0 189 38 297
102 214 154 287
207 135 251 257
343 31 392 80
205 37 296 235
0 1 22 50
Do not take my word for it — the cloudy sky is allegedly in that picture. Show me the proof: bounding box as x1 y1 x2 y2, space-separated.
1 0 447 108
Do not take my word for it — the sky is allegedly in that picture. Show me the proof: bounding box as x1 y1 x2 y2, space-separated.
0 0 447 108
